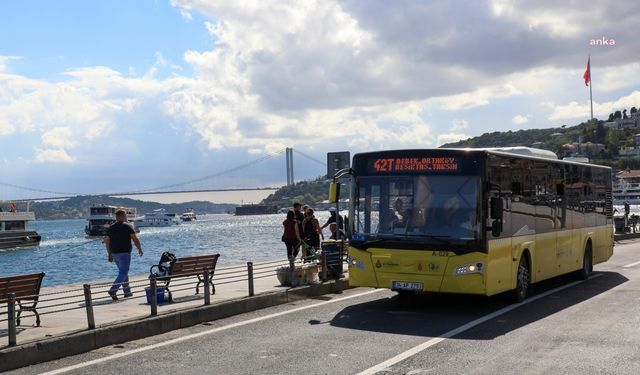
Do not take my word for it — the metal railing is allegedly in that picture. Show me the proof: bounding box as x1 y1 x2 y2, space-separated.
1 252 348 347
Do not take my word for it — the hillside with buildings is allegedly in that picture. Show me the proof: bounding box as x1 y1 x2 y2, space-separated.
442 107 640 170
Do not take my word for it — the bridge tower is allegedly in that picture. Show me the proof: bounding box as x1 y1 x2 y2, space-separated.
285 147 294 186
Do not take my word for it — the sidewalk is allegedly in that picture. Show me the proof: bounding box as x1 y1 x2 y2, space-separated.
0 263 350 372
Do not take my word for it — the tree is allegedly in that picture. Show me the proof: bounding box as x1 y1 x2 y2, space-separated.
595 122 606 143
614 110 622 119
608 113 615 121
631 107 638 115
623 109 628 119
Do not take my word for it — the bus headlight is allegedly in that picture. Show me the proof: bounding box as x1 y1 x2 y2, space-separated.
454 262 484 276
348 256 367 270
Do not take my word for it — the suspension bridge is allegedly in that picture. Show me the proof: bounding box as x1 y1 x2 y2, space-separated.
0 148 327 202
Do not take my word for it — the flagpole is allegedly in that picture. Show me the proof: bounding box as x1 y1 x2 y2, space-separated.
589 55 593 121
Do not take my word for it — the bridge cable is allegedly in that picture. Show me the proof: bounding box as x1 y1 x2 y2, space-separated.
115 148 287 194
292 149 326 166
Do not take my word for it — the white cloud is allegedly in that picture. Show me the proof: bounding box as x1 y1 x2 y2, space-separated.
34 148 75 163
4 0 640 192
437 133 471 147
512 115 530 125
41 127 76 148
451 119 469 131
434 84 521 111
180 8 193 21
547 91 640 121
0 55 20 73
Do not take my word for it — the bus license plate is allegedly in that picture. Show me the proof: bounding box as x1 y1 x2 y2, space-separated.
392 281 423 291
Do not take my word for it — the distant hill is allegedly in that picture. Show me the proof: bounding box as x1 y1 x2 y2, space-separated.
260 178 331 209
441 122 590 152
440 118 640 170
31 195 237 220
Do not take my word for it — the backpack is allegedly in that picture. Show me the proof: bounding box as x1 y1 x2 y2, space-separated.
149 251 177 277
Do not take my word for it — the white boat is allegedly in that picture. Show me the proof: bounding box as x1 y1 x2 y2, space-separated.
613 170 640 205
85 205 139 236
0 202 41 250
180 209 197 222
135 209 180 228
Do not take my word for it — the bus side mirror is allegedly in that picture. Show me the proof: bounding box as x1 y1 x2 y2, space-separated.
490 197 503 219
491 219 502 237
329 182 340 204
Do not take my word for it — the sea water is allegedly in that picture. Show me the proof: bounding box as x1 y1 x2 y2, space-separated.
0 213 333 286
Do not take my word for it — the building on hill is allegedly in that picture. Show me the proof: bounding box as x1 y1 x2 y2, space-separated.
615 134 640 158
605 114 639 130
562 142 605 157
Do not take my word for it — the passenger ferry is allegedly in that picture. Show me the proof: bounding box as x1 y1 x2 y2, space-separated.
613 169 640 205
0 202 41 250
85 205 139 236
135 209 180 228
180 209 197 222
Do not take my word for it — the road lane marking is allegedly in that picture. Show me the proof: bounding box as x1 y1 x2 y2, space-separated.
623 260 640 268
40 289 385 375
357 273 604 375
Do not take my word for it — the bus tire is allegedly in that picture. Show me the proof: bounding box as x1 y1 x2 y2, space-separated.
512 255 530 303
579 243 593 280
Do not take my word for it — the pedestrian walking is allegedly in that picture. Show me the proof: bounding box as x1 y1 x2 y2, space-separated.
302 208 323 258
282 210 301 259
104 209 143 301
292 202 305 256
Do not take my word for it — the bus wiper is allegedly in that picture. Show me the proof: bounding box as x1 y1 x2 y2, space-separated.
350 238 388 250
423 235 455 247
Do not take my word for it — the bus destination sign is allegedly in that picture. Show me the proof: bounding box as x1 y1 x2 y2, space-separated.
369 156 461 174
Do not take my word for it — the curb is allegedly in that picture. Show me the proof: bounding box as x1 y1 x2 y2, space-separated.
0 279 351 372
614 233 640 241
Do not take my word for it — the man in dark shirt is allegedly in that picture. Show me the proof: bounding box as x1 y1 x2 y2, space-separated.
104 209 143 301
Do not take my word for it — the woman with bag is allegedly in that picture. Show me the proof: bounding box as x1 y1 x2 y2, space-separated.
302 208 323 259
282 210 301 259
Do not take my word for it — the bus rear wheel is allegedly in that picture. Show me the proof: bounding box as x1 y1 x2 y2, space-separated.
579 243 593 280
512 256 530 303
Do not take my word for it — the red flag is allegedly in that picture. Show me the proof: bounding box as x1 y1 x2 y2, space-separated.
583 56 591 86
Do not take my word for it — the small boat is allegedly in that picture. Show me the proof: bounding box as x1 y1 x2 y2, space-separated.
85 205 139 236
180 209 197 222
0 202 41 250
135 209 180 228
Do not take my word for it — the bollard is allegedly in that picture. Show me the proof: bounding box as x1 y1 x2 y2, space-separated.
203 268 210 305
247 262 254 297
321 250 328 282
83 284 96 329
150 275 158 316
7 292 17 347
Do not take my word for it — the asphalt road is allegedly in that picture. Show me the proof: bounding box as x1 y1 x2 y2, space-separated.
9 239 640 375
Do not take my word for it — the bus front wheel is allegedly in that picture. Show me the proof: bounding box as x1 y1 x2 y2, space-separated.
512 256 530 303
579 243 593 280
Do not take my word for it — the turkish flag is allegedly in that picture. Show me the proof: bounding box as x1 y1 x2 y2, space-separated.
583 57 591 86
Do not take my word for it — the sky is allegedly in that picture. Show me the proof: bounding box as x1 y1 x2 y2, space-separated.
1 0 640 202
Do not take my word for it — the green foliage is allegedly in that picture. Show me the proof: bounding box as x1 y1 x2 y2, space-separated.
260 177 332 209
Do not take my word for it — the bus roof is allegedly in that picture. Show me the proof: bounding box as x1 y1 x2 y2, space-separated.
354 147 611 170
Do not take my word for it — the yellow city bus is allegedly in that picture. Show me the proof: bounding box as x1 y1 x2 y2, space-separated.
334 147 613 301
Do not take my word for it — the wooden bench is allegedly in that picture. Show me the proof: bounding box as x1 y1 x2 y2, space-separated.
157 254 220 302
0 272 46 326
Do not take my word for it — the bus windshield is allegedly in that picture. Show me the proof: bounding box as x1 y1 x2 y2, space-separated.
353 175 482 248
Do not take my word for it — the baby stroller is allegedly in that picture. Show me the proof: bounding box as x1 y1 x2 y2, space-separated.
149 251 177 278
300 240 320 263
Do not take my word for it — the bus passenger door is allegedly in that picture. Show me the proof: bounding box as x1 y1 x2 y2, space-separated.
533 162 558 281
